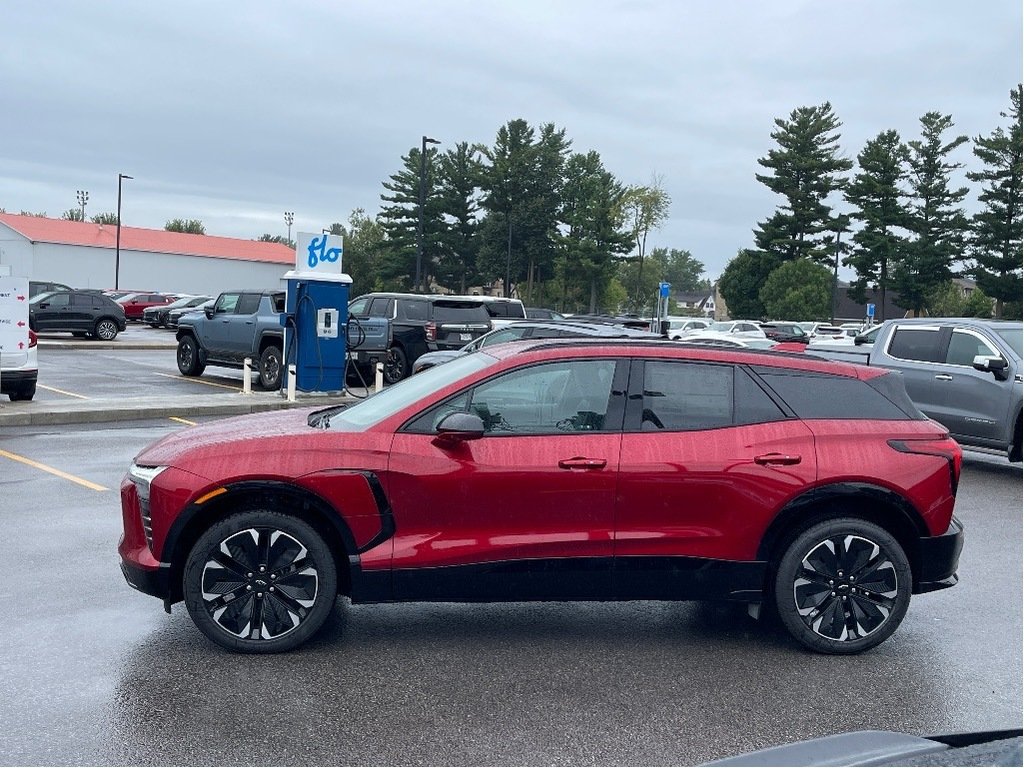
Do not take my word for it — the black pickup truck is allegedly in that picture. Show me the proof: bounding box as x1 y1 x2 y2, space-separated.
347 292 492 384
176 290 286 390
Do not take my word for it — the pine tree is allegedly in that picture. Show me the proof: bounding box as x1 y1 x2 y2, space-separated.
967 85 1023 318
378 146 443 290
435 142 483 293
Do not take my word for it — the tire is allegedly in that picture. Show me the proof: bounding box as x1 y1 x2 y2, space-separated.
8 383 35 401
258 345 283 390
1009 416 1022 463
383 345 408 385
94 318 119 341
72 331 87 338
773 517 911 654
182 510 338 653
177 335 206 376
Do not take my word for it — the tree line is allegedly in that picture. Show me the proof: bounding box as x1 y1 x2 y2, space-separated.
719 85 1022 321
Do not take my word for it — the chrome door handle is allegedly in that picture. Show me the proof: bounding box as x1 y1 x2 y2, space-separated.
935 374 953 381
754 453 802 466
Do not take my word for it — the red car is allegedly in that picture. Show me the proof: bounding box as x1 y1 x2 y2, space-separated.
119 339 963 654
117 292 175 321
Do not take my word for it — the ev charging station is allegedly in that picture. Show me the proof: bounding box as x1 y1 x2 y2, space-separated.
281 232 350 393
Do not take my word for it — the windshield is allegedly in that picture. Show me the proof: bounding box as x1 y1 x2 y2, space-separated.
321 353 495 430
995 327 1022 358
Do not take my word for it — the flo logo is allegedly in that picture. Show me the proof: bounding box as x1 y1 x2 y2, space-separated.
307 235 342 269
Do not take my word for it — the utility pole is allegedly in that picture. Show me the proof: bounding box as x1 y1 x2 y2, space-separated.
115 173 132 290
416 135 440 293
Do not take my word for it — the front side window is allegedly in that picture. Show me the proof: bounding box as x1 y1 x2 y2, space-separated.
368 297 394 318
348 297 370 316
214 293 240 314
40 292 71 308
408 359 618 435
946 330 998 367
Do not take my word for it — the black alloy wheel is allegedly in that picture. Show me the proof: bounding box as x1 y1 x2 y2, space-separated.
258 345 282 390
176 335 205 376
383 345 407 385
183 510 337 653
774 517 911 654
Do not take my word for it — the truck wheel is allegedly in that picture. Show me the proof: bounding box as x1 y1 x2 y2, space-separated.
383 345 407 385
773 517 911 654
258 345 283 390
177 336 206 376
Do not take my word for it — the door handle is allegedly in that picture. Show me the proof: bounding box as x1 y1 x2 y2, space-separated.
935 374 953 381
558 457 607 470
754 453 802 466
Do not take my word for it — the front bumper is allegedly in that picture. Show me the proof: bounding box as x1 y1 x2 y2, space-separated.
913 516 964 594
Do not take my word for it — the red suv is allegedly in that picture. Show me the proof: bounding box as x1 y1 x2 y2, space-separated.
119 340 963 654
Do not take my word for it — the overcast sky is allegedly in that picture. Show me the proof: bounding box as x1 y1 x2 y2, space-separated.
1 0 1020 282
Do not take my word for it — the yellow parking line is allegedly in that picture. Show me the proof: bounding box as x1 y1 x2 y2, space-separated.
0 449 108 492
169 417 197 426
153 372 240 391
37 384 89 400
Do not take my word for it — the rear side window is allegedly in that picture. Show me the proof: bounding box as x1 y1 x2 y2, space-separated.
641 361 733 431
757 370 911 420
888 328 942 362
432 302 490 323
484 302 526 319
72 294 95 307
235 294 261 315
399 300 429 321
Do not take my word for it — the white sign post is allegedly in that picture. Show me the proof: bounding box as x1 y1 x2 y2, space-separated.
0 276 31 399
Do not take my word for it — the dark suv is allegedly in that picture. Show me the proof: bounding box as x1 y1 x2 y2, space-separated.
348 293 491 384
120 339 962 654
29 290 126 340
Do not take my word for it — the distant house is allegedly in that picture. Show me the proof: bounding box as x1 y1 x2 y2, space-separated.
671 289 715 317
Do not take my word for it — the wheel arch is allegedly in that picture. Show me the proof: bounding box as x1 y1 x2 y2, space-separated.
162 480 358 606
757 482 928 584
258 332 283 356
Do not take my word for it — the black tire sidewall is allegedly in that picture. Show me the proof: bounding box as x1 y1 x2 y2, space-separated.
177 336 203 376
773 517 911 654
259 345 282 390
384 346 407 385
183 510 338 653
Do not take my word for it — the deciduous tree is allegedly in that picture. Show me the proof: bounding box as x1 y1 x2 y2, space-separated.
759 259 833 321
165 218 206 235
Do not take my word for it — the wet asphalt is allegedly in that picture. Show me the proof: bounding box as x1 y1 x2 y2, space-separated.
0 333 1021 765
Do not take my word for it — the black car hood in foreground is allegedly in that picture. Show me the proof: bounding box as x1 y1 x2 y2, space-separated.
705 729 1023 767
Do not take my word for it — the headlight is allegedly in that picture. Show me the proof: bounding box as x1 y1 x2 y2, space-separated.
128 464 168 501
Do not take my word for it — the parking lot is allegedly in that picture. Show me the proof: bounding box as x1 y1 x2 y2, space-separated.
0 337 1021 765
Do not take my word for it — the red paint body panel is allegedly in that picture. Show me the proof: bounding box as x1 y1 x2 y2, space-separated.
617 420 817 561
386 432 620 569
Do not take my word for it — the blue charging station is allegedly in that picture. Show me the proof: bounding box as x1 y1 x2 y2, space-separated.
281 270 351 392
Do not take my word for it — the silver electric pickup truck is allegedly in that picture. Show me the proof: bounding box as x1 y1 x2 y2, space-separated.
808 317 1022 461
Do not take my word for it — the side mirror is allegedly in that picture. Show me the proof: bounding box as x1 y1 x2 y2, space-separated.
205 307 215 319
854 334 868 346
434 412 485 444
973 355 1009 379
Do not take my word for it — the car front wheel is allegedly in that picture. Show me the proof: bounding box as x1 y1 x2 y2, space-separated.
177 336 206 376
182 510 338 653
773 517 911 654
258 345 282 390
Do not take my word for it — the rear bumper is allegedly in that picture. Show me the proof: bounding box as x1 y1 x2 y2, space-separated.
913 516 964 594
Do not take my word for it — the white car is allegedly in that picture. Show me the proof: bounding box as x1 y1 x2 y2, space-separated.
668 317 711 339
703 320 768 339
1 328 38 401
680 332 778 349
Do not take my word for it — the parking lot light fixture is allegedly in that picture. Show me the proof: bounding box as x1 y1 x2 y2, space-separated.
416 136 441 293
285 211 295 242
115 173 133 290
76 189 89 222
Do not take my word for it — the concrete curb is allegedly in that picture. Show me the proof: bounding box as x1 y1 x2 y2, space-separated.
38 340 178 351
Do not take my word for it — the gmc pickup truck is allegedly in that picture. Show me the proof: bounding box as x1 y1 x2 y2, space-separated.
808 317 1023 461
176 290 286 390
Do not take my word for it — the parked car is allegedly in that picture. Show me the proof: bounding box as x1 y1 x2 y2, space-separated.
29 290 126 340
347 292 492 385
176 290 286 390
143 295 211 328
760 321 810 343
682 333 780 350
808 318 1023 461
29 280 72 297
1 328 37 401
806 324 848 343
120 337 963 654
525 307 565 320
167 299 214 328
469 296 527 330
705 320 768 338
667 317 711 339
118 292 176 321
412 319 660 374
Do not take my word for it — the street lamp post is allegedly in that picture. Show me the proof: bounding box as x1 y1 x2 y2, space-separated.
76 189 89 222
416 136 440 293
284 211 294 243
115 173 132 290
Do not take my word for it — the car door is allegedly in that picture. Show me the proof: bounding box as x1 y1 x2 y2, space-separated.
385 358 625 601
33 292 72 331
881 325 949 423
225 293 261 362
203 292 241 358
935 327 1015 444
615 359 816 600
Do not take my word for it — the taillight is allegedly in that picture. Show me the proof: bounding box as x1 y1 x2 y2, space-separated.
425 322 437 342
28 330 37 348
888 436 962 495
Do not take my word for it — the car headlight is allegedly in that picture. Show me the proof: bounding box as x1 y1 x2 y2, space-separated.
129 463 168 501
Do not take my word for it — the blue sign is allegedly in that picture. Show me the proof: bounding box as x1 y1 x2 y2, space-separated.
659 282 671 298
866 302 876 318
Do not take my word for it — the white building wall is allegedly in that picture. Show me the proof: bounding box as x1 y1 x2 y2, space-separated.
0 225 34 277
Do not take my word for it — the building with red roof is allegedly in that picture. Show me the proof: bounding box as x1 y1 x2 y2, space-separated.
0 213 295 293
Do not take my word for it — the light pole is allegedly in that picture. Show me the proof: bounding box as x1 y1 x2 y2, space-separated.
284 211 294 243
76 189 89 222
115 173 132 290
416 136 440 293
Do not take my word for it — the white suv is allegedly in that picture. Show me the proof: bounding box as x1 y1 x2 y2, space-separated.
1 328 38 401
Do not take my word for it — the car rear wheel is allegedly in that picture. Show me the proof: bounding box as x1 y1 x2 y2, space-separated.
258 345 282 390
183 510 338 653
383 345 407 385
94 318 120 341
176 335 205 376
773 517 911 654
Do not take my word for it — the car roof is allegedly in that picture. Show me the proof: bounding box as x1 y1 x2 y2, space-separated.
883 317 1022 328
